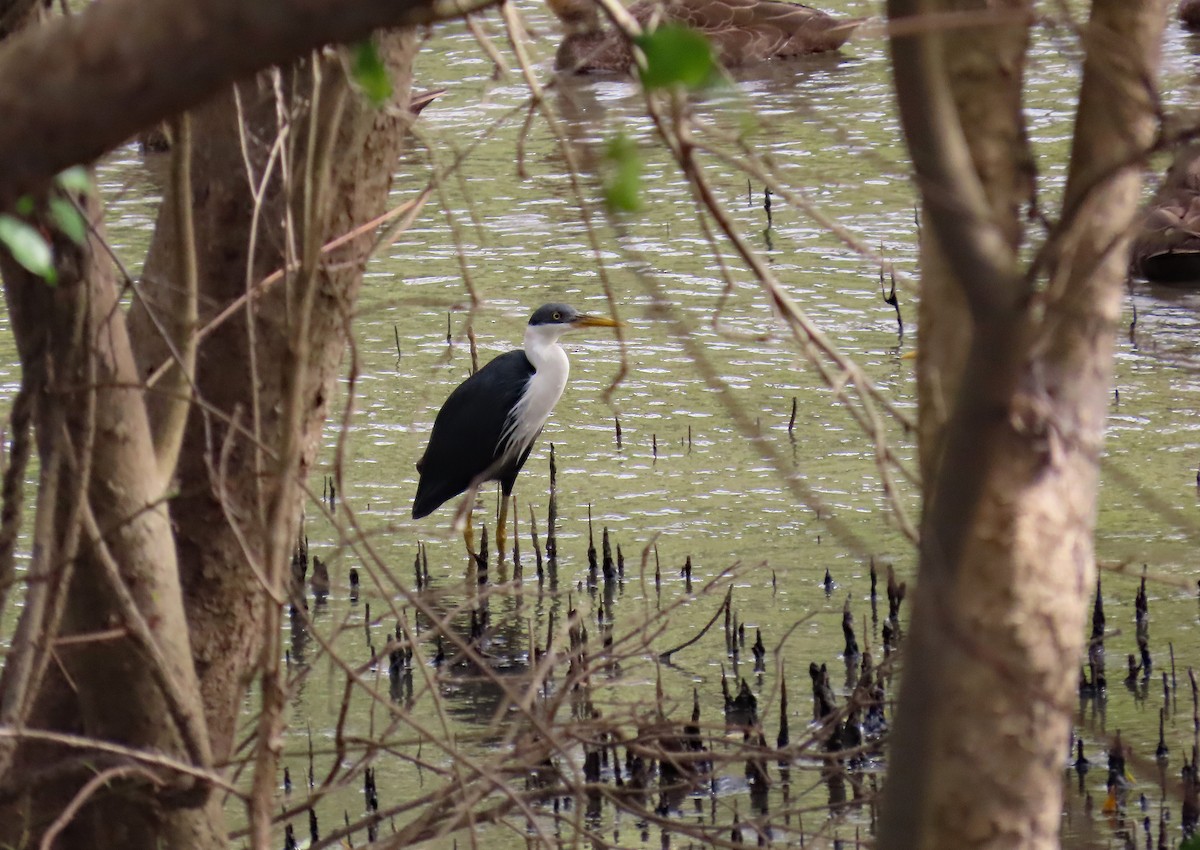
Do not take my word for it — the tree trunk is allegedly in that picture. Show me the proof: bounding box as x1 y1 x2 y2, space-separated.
911 0 1033 479
131 31 418 766
879 1 1167 848
0 193 221 848
0 20 418 850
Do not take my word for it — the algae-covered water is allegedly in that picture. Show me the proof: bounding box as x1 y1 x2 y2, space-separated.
7 3 1200 847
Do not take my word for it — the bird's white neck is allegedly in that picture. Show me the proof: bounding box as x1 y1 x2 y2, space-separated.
522 323 572 416
500 324 572 460
524 323 571 377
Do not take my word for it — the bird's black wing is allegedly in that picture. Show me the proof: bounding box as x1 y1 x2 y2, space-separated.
412 350 534 519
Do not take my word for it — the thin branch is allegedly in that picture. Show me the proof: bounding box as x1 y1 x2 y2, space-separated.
657 585 731 660
144 188 430 388
0 381 32 621
0 727 238 795
887 1 1024 320
153 111 200 485
40 765 163 850
250 57 349 850
499 0 628 401
79 498 213 772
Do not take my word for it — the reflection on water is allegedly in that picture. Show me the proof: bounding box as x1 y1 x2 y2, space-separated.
2 0 1200 846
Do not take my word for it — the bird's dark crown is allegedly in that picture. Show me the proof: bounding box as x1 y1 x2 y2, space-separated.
528 303 580 326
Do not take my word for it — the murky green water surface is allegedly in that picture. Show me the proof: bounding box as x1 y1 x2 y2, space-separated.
11 3 1200 847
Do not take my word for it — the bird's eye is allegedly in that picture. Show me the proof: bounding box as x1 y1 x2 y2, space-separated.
553 312 561 320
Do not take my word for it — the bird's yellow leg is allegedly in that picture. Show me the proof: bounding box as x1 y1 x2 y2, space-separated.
463 509 477 559
496 494 510 565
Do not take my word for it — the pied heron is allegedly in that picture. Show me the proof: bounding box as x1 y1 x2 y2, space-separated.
412 303 620 560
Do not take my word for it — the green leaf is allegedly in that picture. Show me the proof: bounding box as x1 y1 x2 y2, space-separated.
1181 834 1200 850
14 196 33 216
634 24 717 91
56 166 92 194
603 132 643 214
49 197 87 245
351 40 393 106
0 214 56 285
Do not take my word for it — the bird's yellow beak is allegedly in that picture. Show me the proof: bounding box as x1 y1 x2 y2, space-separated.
572 313 621 329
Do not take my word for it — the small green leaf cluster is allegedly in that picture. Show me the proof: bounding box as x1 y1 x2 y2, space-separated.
634 24 718 91
603 25 720 214
351 40 393 106
0 166 93 286
603 132 643 214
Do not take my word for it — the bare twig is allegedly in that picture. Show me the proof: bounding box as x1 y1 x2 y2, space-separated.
153 111 200 485
40 765 164 850
658 584 732 660
79 499 213 771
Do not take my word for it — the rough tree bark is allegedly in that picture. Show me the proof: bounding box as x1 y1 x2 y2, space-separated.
0 6 422 848
0 195 221 847
878 1 1167 848
130 33 420 766
910 0 1034 472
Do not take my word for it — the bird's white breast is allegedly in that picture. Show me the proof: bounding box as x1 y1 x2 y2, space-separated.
501 343 569 460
